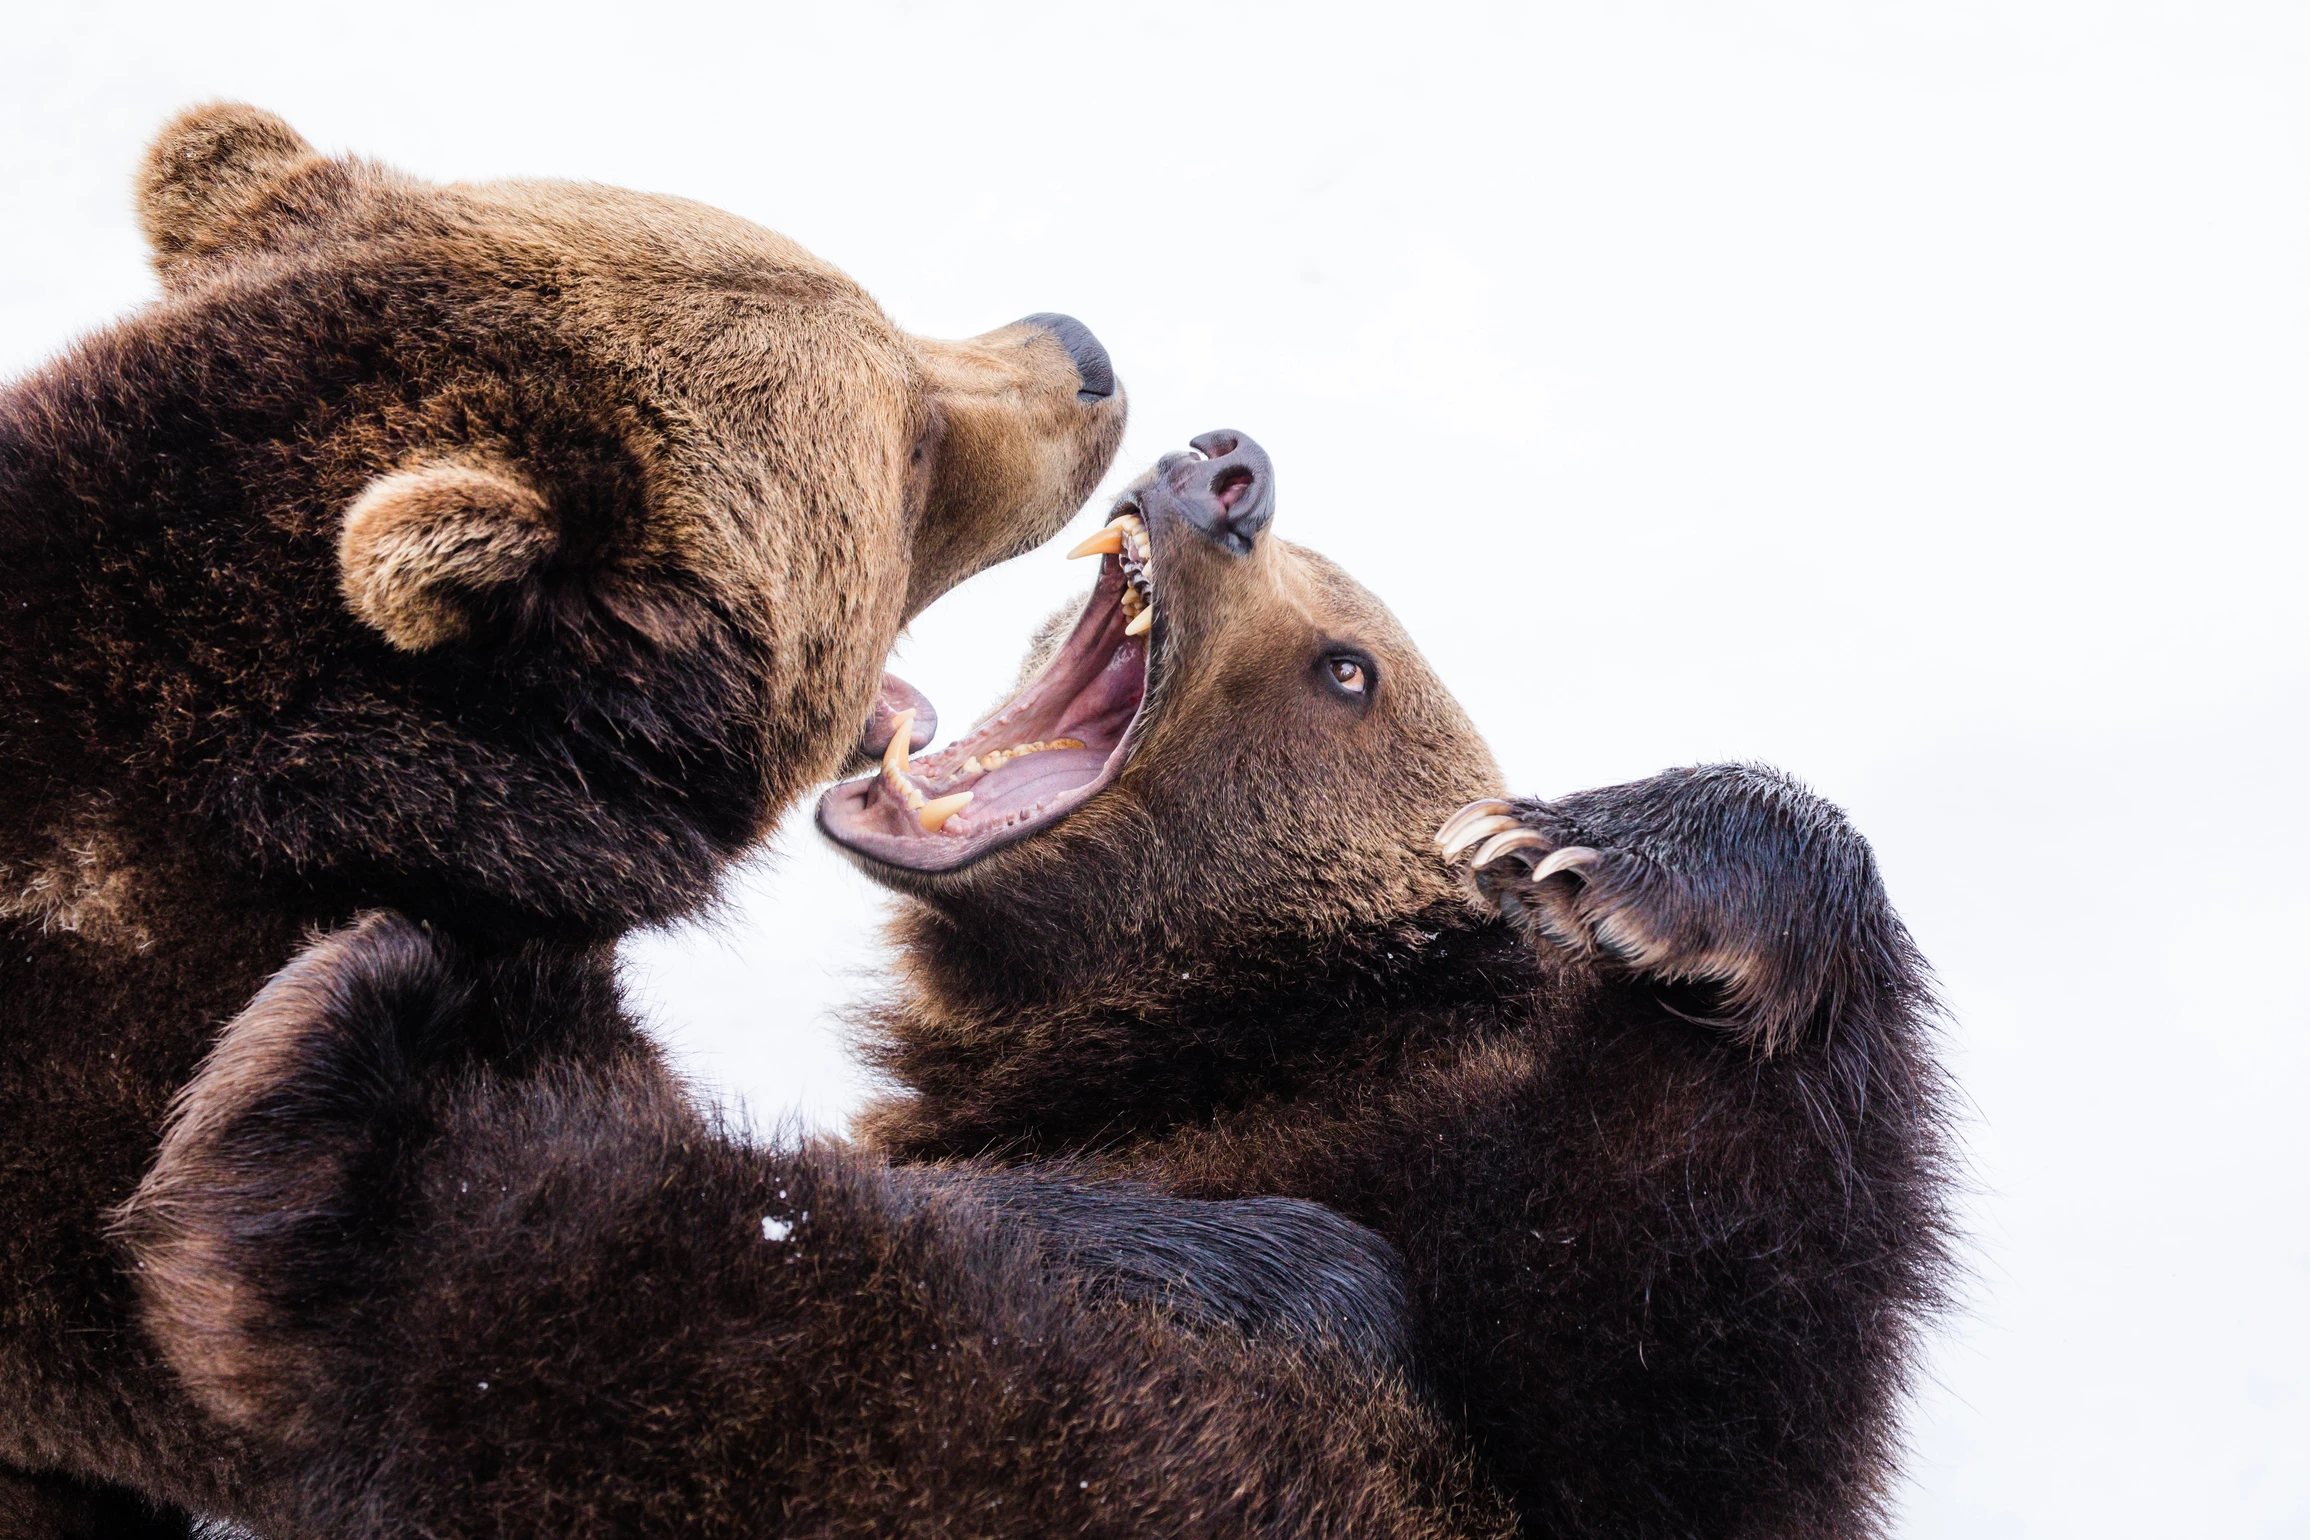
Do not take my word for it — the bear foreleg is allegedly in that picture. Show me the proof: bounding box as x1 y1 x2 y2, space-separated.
112 915 1506 1540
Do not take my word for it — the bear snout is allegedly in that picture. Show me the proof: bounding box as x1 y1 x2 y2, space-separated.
1017 313 1116 402
1141 429 1276 558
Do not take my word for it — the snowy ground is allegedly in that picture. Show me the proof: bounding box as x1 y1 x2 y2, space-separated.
11 3 2308 1533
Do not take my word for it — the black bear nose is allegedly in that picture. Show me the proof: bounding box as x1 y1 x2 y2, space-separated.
1019 313 1116 403
1144 429 1275 558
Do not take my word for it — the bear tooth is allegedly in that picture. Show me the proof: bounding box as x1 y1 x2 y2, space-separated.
880 759 925 811
879 729 927 811
877 766 924 812
881 709 915 782
917 791 973 833
1067 525 1127 560
962 756 984 776
1124 607 1154 637
978 738 1085 772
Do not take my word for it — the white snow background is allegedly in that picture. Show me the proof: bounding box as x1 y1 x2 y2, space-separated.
4 3 2305 1533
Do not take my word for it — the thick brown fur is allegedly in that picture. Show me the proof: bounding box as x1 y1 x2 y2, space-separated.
852 451 1959 1537
112 913 1510 1538
3 103 1125 1531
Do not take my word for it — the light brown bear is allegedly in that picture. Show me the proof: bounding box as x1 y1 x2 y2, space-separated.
0 99 1337 1534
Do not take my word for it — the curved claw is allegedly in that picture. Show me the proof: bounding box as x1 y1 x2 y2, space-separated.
1440 814 1523 862
1471 828 1553 868
1436 799 1515 852
1527 845 1600 883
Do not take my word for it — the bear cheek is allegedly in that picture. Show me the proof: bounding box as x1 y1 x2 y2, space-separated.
337 462 558 651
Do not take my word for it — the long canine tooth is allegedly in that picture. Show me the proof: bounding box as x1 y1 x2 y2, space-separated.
917 791 974 832
880 708 927 809
1440 813 1523 861
881 709 916 781
1436 799 1515 851
1068 525 1127 560
1124 607 1154 637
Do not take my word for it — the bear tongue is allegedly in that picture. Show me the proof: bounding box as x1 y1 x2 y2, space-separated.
859 673 937 760
960 748 1108 814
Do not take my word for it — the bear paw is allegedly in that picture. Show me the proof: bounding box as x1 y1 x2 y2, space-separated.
1436 767 1912 1054
1437 798 1706 985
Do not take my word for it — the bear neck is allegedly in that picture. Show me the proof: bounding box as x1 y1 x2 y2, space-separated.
860 898 1543 1159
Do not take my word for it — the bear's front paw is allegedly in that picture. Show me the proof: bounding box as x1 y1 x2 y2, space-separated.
1437 798 1700 983
1437 794 1810 1052
1437 769 1911 1053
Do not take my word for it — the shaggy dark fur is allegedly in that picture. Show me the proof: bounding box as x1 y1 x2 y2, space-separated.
917 1168 1414 1375
115 914 1510 1539
2 101 1133 1530
846 451 1959 1537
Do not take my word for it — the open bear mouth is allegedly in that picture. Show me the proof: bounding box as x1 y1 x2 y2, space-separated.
816 510 1159 875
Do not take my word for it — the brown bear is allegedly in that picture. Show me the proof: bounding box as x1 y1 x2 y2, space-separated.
0 100 1147 1534
116 432 1954 1536
117 913 1508 1538
814 431 1958 1537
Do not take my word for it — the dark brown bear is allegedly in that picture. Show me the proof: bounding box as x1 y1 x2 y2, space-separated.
118 914 1509 1538
820 432 1957 1537
0 100 1146 1534
134 434 1958 1535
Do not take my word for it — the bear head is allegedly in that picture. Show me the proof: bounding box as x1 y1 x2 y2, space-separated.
818 430 1504 1006
1 104 1125 938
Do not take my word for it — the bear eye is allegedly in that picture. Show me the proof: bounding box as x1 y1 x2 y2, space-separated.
1319 652 1373 702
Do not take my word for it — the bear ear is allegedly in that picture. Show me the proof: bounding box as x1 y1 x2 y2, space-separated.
136 103 319 278
338 461 560 652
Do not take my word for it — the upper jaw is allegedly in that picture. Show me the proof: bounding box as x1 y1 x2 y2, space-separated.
815 533 1164 877
899 322 1129 616
815 429 1264 880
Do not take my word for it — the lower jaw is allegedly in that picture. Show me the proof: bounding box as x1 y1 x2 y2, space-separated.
815 559 1153 874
